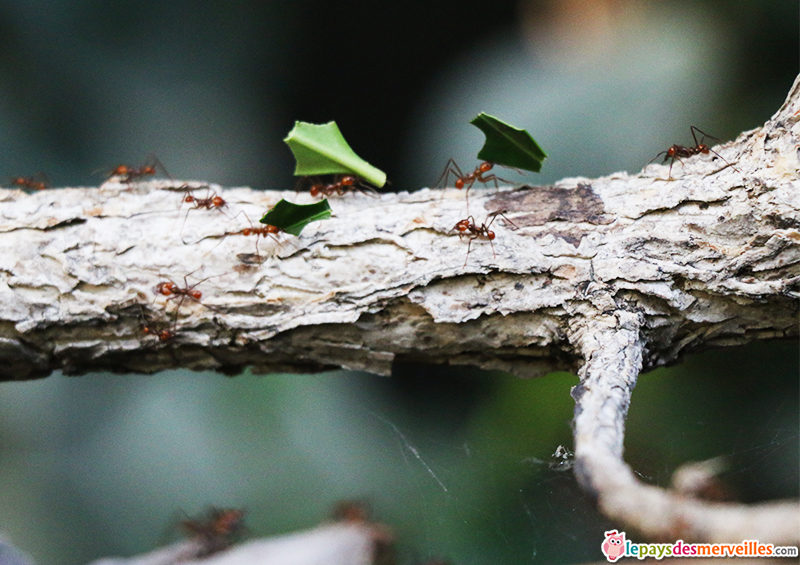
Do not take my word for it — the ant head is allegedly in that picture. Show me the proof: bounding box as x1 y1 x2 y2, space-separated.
341 176 355 186
479 162 493 173
266 224 280 234
310 186 320 197
184 194 195 203
158 330 173 342
112 165 129 175
487 230 495 240
190 290 202 300
157 281 177 296
212 196 225 207
455 179 465 189
666 147 678 158
143 166 156 175
242 227 253 236
698 144 709 154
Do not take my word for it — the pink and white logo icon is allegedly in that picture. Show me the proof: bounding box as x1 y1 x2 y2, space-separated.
601 530 626 562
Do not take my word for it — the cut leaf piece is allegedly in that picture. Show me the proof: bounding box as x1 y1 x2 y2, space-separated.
260 199 332 237
470 113 547 173
284 121 387 188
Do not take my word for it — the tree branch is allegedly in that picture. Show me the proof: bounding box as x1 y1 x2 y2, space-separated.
1 77 799 380
1 74 798 549
571 311 799 543
88 522 391 565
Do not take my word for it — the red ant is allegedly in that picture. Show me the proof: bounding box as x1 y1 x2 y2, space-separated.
221 223 285 259
7 173 49 191
300 174 378 198
181 507 246 558
155 279 203 302
178 187 234 243
142 324 174 343
452 211 516 266
107 155 169 183
153 272 219 327
437 160 516 209
650 126 739 178
196 206 287 259
183 191 226 210
138 305 174 343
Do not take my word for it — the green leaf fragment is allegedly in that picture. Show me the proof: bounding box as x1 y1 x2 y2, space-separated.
284 121 387 188
470 113 547 173
260 198 332 237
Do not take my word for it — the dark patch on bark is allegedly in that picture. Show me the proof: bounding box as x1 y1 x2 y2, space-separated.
486 183 612 226
544 230 585 247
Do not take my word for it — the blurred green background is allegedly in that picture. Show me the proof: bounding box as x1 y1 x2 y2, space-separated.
0 0 797 563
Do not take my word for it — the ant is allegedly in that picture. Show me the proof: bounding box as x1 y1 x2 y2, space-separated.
137 305 174 343
178 187 234 243
650 126 739 178
300 174 378 198
7 173 49 191
183 191 226 211
222 223 285 258
451 210 517 266
198 208 287 259
153 271 219 327
181 507 246 558
437 160 516 209
106 155 169 183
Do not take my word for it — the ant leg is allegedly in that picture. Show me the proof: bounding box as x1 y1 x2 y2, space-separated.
463 237 474 267
178 202 195 244
482 174 500 188
667 156 684 180
436 158 465 188
464 180 473 213
648 150 668 168
690 126 717 147
495 211 519 230
148 154 172 180
486 211 501 229
355 180 380 197
706 148 740 174
480 173 517 190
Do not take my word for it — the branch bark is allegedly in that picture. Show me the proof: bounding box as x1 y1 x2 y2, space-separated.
1 75 798 549
88 522 391 565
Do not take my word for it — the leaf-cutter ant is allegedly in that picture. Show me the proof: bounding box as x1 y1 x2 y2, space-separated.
437 160 516 209
452 210 517 266
7 173 49 191
183 191 226 211
137 305 174 343
224 222 285 258
300 174 378 198
153 271 221 328
107 155 170 183
649 126 739 178
178 186 233 243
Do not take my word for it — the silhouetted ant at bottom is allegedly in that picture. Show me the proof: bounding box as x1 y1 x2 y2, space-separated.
181 507 246 558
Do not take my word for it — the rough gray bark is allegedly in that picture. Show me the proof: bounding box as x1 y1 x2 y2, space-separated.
1 75 798 551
